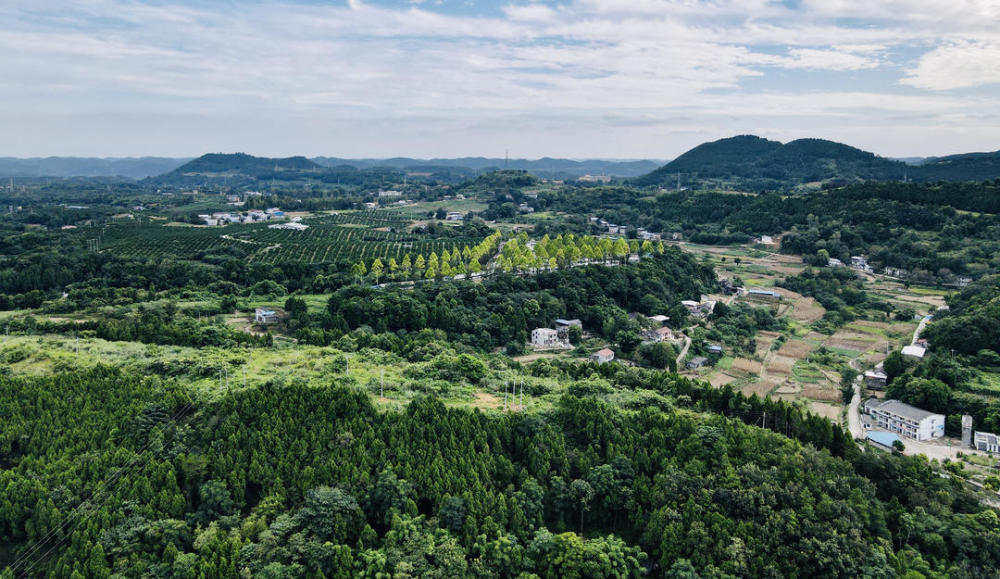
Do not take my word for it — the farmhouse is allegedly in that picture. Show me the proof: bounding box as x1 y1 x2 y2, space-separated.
648 314 670 325
644 327 675 343
530 328 561 348
863 398 945 441
686 356 708 369
864 370 888 390
255 308 279 324
269 222 309 231
901 344 927 360
591 348 615 364
446 212 464 221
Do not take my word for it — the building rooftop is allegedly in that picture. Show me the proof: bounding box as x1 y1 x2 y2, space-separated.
866 431 900 448
901 345 926 358
594 348 614 357
870 399 940 422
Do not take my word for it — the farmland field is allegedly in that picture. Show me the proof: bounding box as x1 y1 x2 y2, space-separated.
84 211 487 265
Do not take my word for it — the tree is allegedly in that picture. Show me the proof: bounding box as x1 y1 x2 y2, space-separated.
352 261 367 281
883 351 908 383
370 258 384 285
569 479 594 534
297 486 364 544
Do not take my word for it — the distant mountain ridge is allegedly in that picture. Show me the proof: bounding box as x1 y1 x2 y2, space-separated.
311 156 662 178
169 153 322 176
633 135 913 187
0 157 190 179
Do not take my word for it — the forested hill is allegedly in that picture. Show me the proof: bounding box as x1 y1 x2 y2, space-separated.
917 150 1000 182
3 366 998 577
633 135 1000 188
162 153 321 176
633 135 907 188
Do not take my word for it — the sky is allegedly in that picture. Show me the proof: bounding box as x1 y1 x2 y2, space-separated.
2 0 1000 159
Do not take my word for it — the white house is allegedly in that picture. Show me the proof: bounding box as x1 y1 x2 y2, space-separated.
255 308 279 324
863 399 945 441
901 344 927 360
531 328 561 348
591 348 615 364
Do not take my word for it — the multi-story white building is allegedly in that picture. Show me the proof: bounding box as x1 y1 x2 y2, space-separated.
530 328 561 348
975 431 1000 453
863 399 945 441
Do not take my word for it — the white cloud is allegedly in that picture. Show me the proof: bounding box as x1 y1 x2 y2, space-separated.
903 41 1000 90
0 0 998 157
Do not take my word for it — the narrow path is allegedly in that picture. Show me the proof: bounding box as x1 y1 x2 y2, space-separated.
847 379 863 440
912 315 930 345
676 336 691 367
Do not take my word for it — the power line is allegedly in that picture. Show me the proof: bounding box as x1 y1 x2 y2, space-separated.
9 392 197 576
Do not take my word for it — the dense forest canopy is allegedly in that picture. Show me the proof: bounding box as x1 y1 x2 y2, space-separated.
2 365 997 578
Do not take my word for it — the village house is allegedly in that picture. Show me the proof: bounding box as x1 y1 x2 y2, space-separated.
530 328 561 348
864 370 888 390
591 348 615 364
901 344 927 360
255 308 279 324
686 356 708 369
446 211 464 221
644 326 675 343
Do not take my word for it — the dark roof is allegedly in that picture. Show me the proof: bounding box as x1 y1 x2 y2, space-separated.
870 399 940 422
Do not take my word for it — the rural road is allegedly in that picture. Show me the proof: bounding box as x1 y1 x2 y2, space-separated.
676 335 691 367
912 315 931 345
847 380 864 440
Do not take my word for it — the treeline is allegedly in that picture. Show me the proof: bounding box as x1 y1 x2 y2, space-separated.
5 305 269 349
539 181 1000 282
322 251 715 351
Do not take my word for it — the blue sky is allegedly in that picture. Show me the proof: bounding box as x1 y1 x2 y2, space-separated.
2 0 999 158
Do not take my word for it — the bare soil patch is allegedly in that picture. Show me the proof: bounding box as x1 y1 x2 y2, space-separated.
788 297 825 323
470 392 502 409
741 381 774 397
767 355 796 375
801 386 842 401
709 373 738 387
732 358 763 374
777 339 812 359
809 401 842 421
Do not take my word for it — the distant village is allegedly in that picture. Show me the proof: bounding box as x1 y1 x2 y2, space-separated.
197 207 310 231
